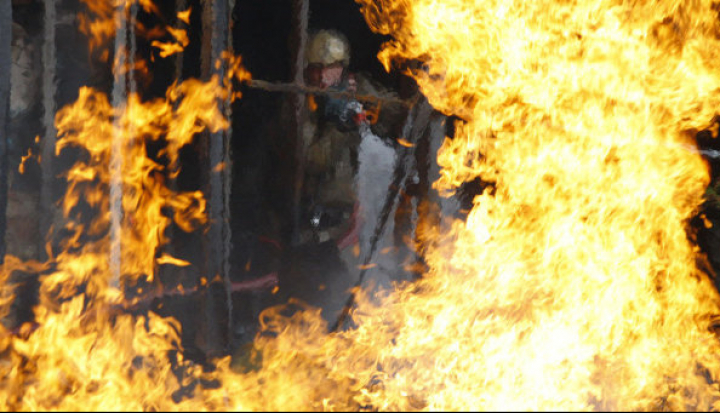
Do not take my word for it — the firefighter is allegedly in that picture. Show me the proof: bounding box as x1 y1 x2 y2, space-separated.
299 30 363 251
273 29 406 325
299 30 403 253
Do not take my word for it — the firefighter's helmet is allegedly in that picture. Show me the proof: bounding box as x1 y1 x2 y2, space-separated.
306 30 350 67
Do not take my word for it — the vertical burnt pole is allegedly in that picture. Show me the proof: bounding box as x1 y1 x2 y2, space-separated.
109 3 128 289
39 0 58 260
221 0 234 343
109 2 139 289
199 0 233 357
289 0 309 245
0 0 11 264
158 0 187 278
109 2 127 287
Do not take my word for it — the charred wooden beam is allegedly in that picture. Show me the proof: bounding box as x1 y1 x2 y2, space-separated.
0 0 11 264
39 0 57 261
109 3 129 288
199 0 233 358
288 0 310 246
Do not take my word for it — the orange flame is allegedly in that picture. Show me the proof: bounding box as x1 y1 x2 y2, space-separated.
151 26 190 59
17 144 40 175
80 1 190 63
0 47 252 408
4 0 720 410
348 0 720 409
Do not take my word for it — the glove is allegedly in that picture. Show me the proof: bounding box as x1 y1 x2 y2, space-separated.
335 100 365 129
353 110 367 125
326 98 365 130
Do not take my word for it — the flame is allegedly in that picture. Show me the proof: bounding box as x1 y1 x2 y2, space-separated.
0 41 252 408
397 137 415 147
346 0 720 409
4 0 720 410
177 8 192 25
155 254 191 267
77 0 116 60
151 26 190 59
18 143 40 175
80 1 190 63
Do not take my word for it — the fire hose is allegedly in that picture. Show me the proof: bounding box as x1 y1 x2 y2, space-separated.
4 272 279 340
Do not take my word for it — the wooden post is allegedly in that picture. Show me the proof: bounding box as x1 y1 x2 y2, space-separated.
199 0 233 357
156 0 188 285
220 0 234 344
289 0 309 245
0 0 11 265
39 0 58 260
108 1 139 291
109 2 129 289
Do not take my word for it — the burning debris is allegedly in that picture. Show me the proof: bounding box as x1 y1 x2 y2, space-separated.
3 0 720 410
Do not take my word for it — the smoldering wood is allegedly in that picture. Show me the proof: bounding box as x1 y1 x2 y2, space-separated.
0 0 11 265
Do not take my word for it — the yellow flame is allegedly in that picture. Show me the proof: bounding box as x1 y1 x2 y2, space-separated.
397 137 415 147
0 47 252 409
18 146 38 175
155 254 191 267
80 1 190 62
151 26 190 59
347 0 720 409
178 8 192 25
77 0 117 60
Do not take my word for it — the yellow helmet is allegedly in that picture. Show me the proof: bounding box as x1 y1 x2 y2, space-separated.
305 30 350 67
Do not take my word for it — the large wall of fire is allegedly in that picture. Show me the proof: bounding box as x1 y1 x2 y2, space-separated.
3 0 720 411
